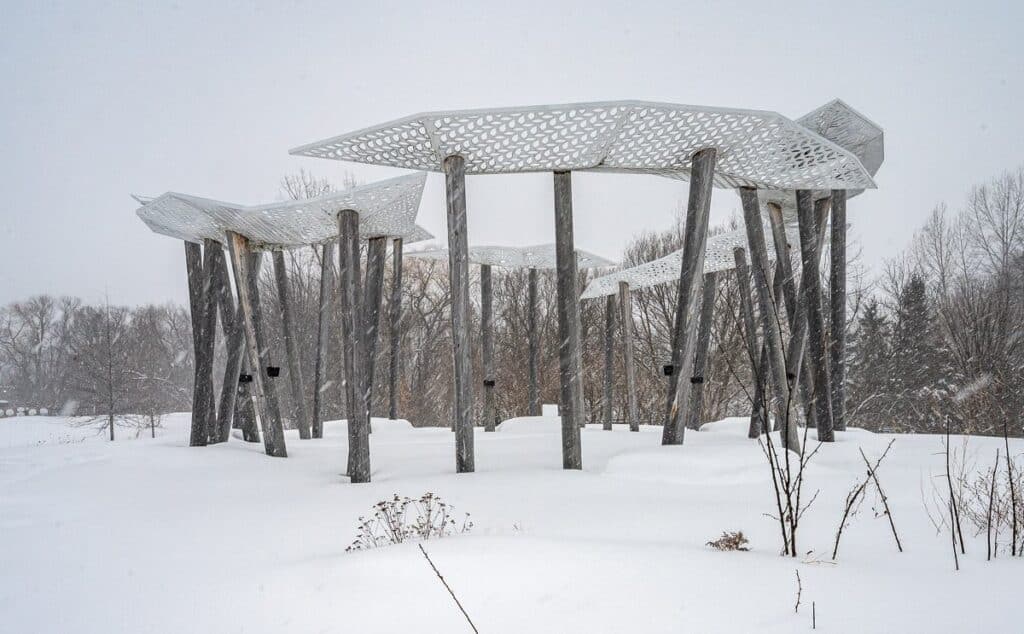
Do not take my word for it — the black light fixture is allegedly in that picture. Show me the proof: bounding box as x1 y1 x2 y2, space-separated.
266 366 281 377
662 364 675 376
238 373 253 384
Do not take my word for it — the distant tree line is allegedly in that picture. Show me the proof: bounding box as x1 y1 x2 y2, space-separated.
1 168 1019 438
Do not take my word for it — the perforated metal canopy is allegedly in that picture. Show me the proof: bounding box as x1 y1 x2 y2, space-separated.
289 101 876 191
407 244 615 270
136 173 432 249
758 99 884 212
580 224 795 299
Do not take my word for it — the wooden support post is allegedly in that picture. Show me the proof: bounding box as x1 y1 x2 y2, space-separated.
444 155 474 472
362 236 388 424
829 189 848 432
733 248 767 438
553 170 583 469
184 242 209 446
662 148 716 445
766 203 818 430
234 356 259 443
213 244 244 443
312 242 334 439
796 191 834 441
388 238 404 420
527 268 540 416
739 188 800 452
273 250 311 440
618 282 639 432
602 294 615 431
194 240 220 444
686 271 718 430
781 196 833 439
225 233 287 457
480 264 497 431
338 210 370 482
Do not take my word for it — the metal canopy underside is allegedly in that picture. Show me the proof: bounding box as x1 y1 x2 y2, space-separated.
758 99 885 210
289 101 876 191
407 243 615 270
580 224 793 299
136 173 431 249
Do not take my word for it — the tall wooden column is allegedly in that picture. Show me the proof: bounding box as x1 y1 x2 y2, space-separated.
602 294 615 431
444 155 475 473
553 170 583 469
766 203 818 430
481 264 497 431
195 240 221 444
733 248 767 438
527 268 540 416
388 238 404 420
829 189 848 431
739 189 800 452
618 282 639 432
686 271 718 430
312 241 334 439
796 191 834 441
225 233 287 457
213 245 244 443
185 242 210 446
362 237 388 423
662 148 716 445
338 210 370 482
273 250 311 440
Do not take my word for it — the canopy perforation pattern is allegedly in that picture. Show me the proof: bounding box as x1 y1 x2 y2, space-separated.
580 224 797 299
407 244 615 270
290 101 876 191
137 173 431 248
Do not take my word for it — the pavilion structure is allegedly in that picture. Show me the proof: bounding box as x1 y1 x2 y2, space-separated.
581 225 785 435
580 99 884 446
291 100 875 470
407 243 614 430
136 173 430 482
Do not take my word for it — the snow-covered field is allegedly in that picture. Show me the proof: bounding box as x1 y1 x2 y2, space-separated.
0 413 1020 632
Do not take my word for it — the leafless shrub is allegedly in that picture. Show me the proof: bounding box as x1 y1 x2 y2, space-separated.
831 439 898 560
706 530 750 551
347 493 472 552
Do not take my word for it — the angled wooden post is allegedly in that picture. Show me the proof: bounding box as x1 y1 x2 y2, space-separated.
213 243 245 443
602 294 615 431
686 271 718 430
618 281 639 432
362 236 388 423
733 247 767 438
829 189 848 431
782 195 833 441
388 238 404 420
312 241 335 439
481 264 497 431
338 210 370 482
273 250 311 440
444 155 475 473
194 240 221 444
527 268 540 416
184 242 209 446
766 202 818 430
739 188 800 453
225 232 287 457
796 191 834 441
553 171 583 469
662 148 716 445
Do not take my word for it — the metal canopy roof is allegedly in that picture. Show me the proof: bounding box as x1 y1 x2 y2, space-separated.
758 99 885 212
407 243 615 270
289 101 876 191
580 224 793 299
136 173 432 249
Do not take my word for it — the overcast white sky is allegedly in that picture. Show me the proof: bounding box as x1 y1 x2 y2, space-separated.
1 0 1021 306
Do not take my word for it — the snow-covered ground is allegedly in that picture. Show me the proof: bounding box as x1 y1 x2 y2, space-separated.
0 413 1020 632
